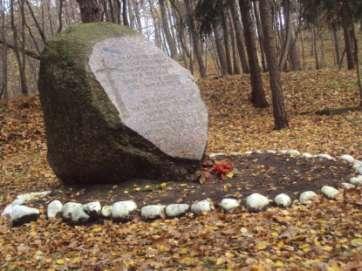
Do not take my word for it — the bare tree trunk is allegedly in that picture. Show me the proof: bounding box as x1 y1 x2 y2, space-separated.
341 0 362 107
76 0 102 22
341 1 355 70
57 0 64 33
312 27 320 70
229 11 241 74
213 21 228 76
253 1 267 71
184 0 206 78
230 0 249 73
239 0 268 108
159 0 177 58
0 0 7 99
331 24 340 66
221 10 233 74
259 0 289 129
122 0 129 26
10 0 28 95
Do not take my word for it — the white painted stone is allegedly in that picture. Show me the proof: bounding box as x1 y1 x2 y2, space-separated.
15 191 51 204
302 152 313 159
141 204 165 220
350 175 362 186
340 154 355 163
191 199 214 214
165 204 189 218
219 198 240 212
47 200 63 219
209 152 225 158
62 202 90 223
245 193 270 211
321 185 339 199
244 151 253 155
353 161 362 174
317 154 335 160
83 201 101 217
341 182 355 189
8 205 40 226
101 205 112 218
274 193 292 208
266 150 277 154
279 150 289 154
299 191 318 204
1 204 14 217
286 149 300 157
111 200 137 220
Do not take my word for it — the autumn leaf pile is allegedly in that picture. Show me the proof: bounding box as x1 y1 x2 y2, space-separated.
0 69 362 270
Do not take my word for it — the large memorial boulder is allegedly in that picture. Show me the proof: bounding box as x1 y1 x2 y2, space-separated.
38 23 208 184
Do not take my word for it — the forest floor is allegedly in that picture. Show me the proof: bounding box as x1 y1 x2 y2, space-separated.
0 69 362 270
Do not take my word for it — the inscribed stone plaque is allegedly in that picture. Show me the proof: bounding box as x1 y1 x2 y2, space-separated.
89 36 208 160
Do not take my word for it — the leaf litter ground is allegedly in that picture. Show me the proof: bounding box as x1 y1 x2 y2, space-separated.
0 69 362 270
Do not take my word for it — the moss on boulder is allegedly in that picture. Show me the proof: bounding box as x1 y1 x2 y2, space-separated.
38 23 200 184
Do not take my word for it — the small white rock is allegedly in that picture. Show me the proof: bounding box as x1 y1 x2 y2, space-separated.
165 204 189 218
83 201 101 217
321 185 339 199
101 205 112 218
274 193 292 207
340 154 355 163
245 193 270 211
317 154 335 160
302 152 313 159
62 202 90 224
244 151 253 155
286 149 300 157
219 198 240 212
111 200 137 220
299 191 318 204
8 205 40 226
1 204 14 217
350 175 362 186
266 150 277 154
341 182 356 189
191 199 214 214
141 204 165 220
353 161 362 174
209 152 225 158
279 149 289 154
16 191 51 204
47 200 63 219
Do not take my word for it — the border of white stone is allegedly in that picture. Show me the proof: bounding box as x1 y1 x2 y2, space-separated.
2 150 361 226
350 175 362 186
299 191 318 204
245 193 270 211
274 193 292 208
47 200 63 219
165 204 189 218
340 154 355 163
141 204 165 220
191 199 214 214
219 198 240 212
321 185 339 199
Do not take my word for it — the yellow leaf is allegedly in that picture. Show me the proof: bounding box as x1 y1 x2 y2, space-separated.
216 257 226 265
300 243 311 253
56 259 65 265
255 241 269 251
351 238 362 247
226 171 234 178
274 260 284 268
91 226 102 233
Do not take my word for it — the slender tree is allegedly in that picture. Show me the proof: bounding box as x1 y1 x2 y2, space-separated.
239 0 268 108
259 0 289 129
